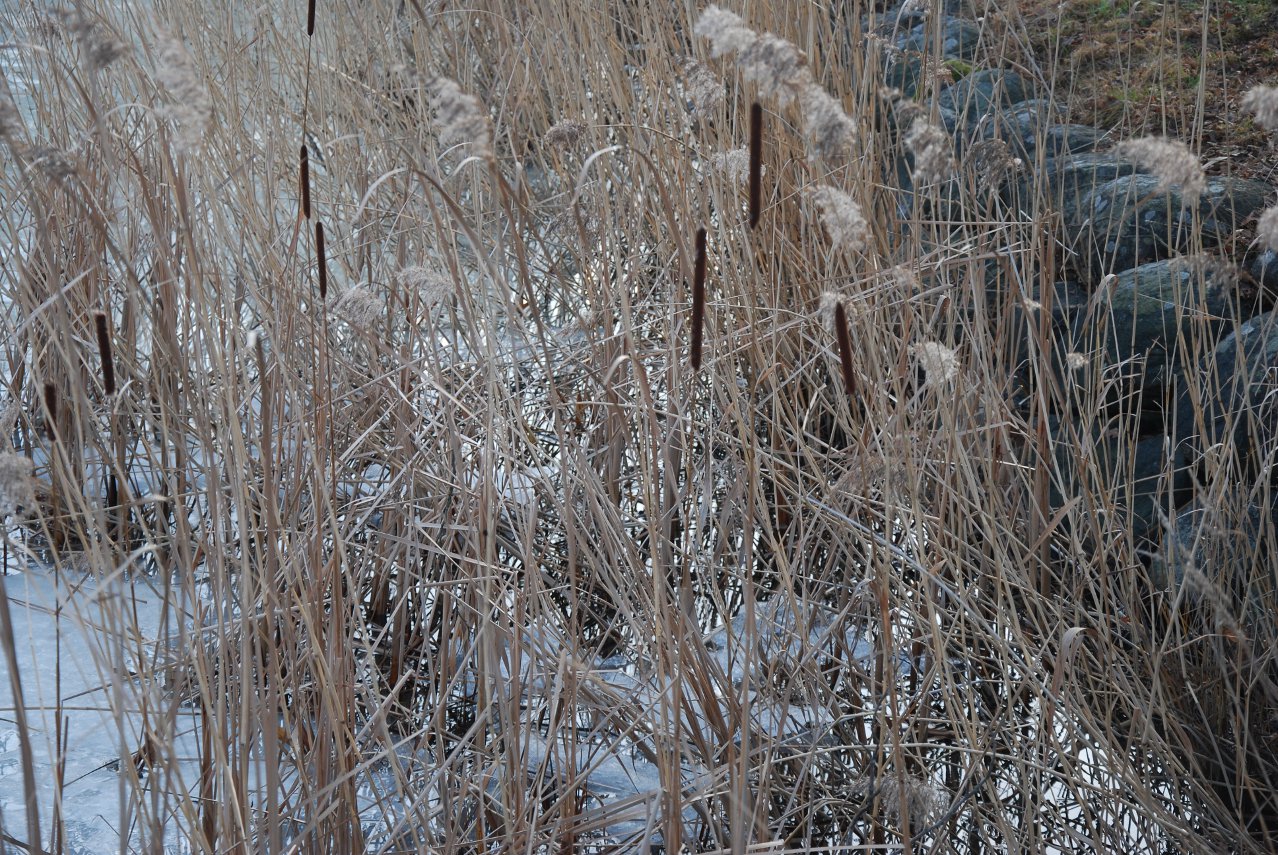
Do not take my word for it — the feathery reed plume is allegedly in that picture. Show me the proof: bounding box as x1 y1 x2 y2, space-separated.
905 117 955 184
749 102 763 228
42 383 57 434
911 341 960 385
805 185 868 251
545 120 586 150
0 453 35 517
1258 206 1278 253
307 0 317 36
156 36 212 150
30 147 76 183
798 83 855 161
1065 352 1088 371
707 148 752 184
693 6 757 59
331 286 380 329
428 77 492 154
93 312 116 396
691 227 707 370
315 221 328 301
738 32 809 103
1115 136 1205 205
299 144 311 219
680 57 724 115
1242 84 1278 133
834 302 857 400
398 265 452 311
0 85 19 140
60 8 126 71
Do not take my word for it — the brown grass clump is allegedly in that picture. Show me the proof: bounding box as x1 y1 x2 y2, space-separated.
0 1 1276 853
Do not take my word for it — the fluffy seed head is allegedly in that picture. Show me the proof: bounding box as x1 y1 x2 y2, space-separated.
544 120 586 150
428 77 492 153
156 37 212 150
799 84 856 161
905 116 955 184
737 32 810 102
60 8 126 71
1243 85 1278 133
912 341 959 384
681 57 725 115
330 286 381 329
1065 352 1088 371
398 265 453 311
693 5 757 58
805 185 868 252
708 148 753 185
0 452 35 517
1258 206 1278 254
1116 136 1205 205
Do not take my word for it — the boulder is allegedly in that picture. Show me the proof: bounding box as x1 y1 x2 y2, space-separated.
1068 174 1272 285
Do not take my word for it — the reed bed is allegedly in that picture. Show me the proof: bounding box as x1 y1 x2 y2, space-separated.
0 0 1276 852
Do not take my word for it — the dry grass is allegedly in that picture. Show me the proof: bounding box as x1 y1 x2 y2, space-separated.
0 0 1276 852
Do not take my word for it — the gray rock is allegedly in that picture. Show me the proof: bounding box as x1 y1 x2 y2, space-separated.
1075 257 1247 422
937 68 1032 138
1069 174 1272 285
899 17 983 61
977 101 1107 164
1173 308 1278 479
1048 423 1193 544
1151 500 1278 595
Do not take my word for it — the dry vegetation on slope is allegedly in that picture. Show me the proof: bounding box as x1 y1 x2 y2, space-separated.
1 0 1277 852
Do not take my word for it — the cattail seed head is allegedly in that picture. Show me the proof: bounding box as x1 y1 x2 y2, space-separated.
315 221 328 300
1115 136 1205 205
93 312 116 396
748 102 763 227
299 144 311 219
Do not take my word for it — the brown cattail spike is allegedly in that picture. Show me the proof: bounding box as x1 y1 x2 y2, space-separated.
315 221 328 301
93 312 116 396
307 0 316 36
834 302 857 401
691 227 707 371
42 382 57 433
748 102 763 228
300 144 311 220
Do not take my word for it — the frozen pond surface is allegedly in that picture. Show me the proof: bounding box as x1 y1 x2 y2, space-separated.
0 560 197 854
